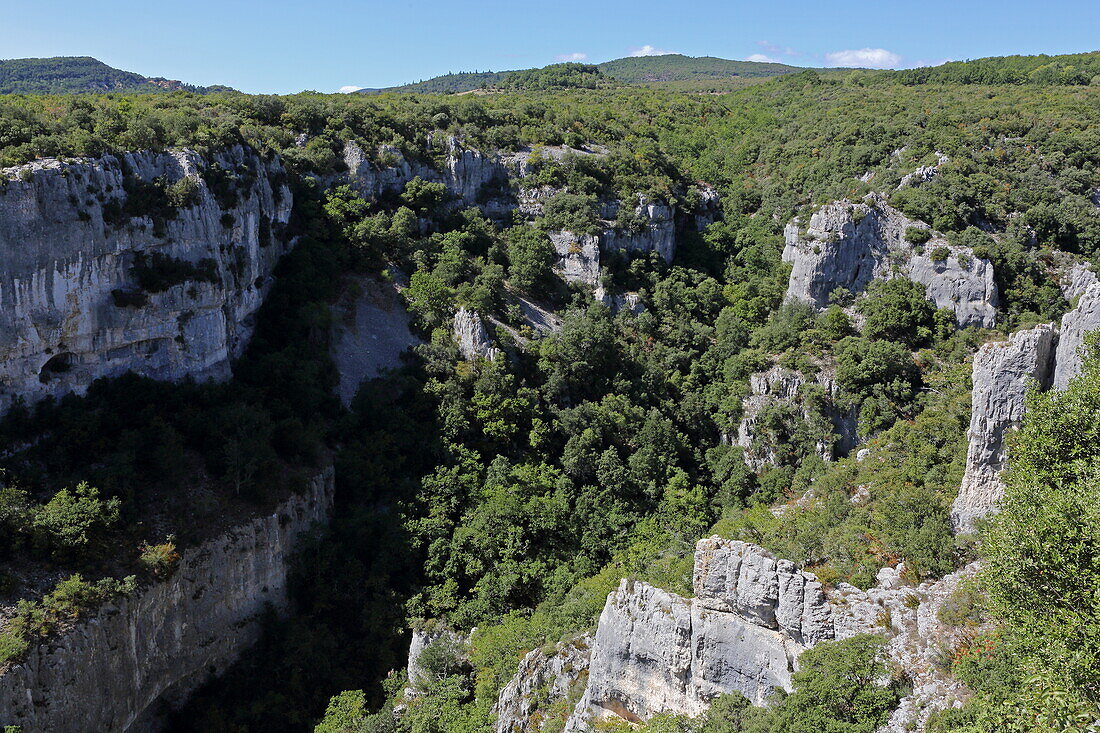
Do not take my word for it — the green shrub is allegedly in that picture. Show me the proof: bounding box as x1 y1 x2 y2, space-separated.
930 245 951 262
904 226 932 244
32 482 120 556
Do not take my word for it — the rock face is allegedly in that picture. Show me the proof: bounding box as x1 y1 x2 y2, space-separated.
343 136 509 210
564 540 833 730
493 635 591 733
782 196 997 328
950 325 1057 532
0 468 334 732
453 307 500 361
549 231 602 288
405 626 470 694
1054 264 1100 390
601 197 676 264
549 537 975 732
330 276 420 406
0 147 292 412
734 366 857 470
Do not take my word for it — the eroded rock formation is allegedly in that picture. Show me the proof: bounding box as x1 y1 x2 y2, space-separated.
734 365 857 469
0 468 334 732
1054 264 1100 390
0 147 292 412
493 635 591 733
950 324 1056 532
782 196 997 328
453 307 500 361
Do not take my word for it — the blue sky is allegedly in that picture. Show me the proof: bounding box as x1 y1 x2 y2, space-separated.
3 0 1099 94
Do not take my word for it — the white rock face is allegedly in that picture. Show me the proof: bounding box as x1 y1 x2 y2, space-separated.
594 287 644 315
782 197 998 328
0 468 334 732
602 197 677 264
453 307 500 361
734 366 857 469
950 325 1056 532
343 136 509 209
1054 264 1100 390
0 147 292 412
549 231 602 288
406 626 470 694
692 538 834 646
493 635 591 733
555 537 976 732
564 539 833 730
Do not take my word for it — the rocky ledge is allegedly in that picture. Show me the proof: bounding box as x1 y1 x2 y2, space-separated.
0 468 333 732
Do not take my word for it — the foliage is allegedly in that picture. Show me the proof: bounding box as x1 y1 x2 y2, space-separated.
31 482 120 556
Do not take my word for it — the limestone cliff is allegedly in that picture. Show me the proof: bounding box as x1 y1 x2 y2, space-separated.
1054 263 1100 390
529 538 977 732
782 196 997 328
950 324 1056 532
492 635 591 733
0 468 334 732
0 146 292 411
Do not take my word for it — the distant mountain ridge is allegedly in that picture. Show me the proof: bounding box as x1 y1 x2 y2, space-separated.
360 54 804 94
0 56 233 94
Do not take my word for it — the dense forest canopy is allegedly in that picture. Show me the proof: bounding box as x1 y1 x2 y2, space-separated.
0 50 1098 733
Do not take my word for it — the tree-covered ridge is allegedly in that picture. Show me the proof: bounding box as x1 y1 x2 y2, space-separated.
878 50 1100 86
360 54 802 94
0 56 232 94
597 54 800 83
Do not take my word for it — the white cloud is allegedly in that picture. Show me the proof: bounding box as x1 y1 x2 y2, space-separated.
338 85 364 93
629 45 677 57
744 53 779 63
556 52 588 62
824 48 902 69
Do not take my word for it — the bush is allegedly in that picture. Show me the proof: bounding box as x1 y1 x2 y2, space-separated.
904 226 932 244
139 537 180 578
857 278 937 348
32 482 120 556
930 246 951 262
539 192 600 234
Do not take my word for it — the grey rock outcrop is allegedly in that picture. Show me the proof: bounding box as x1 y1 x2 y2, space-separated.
565 579 799 730
453 307 500 361
897 153 949 189
692 538 834 646
0 147 292 412
1054 264 1100 390
342 136 508 209
782 196 997 328
594 288 644 315
330 276 420 406
557 537 980 732
734 366 857 470
0 468 334 732
549 231 602 288
406 626 470 694
564 539 835 730
493 635 591 733
950 325 1056 532
602 197 676 263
